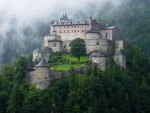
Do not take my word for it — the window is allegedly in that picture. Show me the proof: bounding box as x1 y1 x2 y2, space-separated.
45 77 47 79
96 42 99 45
53 43 56 47
106 33 108 38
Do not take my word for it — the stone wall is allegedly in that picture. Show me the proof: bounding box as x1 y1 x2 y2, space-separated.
51 65 90 80
113 54 126 68
26 65 90 86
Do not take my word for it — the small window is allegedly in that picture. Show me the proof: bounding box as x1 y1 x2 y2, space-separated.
78 30 79 32
54 43 56 47
96 42 99 45
45 77 47 79
106 33 108 38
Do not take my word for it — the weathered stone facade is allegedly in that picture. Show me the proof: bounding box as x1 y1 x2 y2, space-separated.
43 14 126 69
32 48 42 62
31 14 126 89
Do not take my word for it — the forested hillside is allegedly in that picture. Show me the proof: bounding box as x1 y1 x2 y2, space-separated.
0 0 150 113
0 45 150 113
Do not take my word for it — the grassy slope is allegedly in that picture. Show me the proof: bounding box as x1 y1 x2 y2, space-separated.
51 54 89 71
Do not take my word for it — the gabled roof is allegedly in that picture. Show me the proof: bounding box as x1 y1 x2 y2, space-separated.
37 59 49 67
33 48 41 53
86 28 100 34
91 51 107 57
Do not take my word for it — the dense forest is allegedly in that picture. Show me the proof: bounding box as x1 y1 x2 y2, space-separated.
0 44 150 113
0 0 150 113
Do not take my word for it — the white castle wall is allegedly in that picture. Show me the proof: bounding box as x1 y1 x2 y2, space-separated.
33 53 42 62
92 57 109 71
113 54 126 68
50 24 91 41
115 40 124 51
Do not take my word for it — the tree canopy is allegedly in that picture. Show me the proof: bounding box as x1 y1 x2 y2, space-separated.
70 38 86 61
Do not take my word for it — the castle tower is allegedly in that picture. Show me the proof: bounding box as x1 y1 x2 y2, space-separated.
35 60 51 89
91 51 110 71
32 48 42 62
113 50 126 68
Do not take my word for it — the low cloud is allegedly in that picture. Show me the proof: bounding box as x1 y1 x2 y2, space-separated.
0 0 124 67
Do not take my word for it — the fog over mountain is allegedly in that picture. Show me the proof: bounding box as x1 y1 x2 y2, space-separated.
0 0 125 68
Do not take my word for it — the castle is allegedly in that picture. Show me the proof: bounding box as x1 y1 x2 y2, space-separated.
30 14 126 89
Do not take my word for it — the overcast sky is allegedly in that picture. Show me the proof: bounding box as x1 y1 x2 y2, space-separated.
0 0 122 22
0 0 123 66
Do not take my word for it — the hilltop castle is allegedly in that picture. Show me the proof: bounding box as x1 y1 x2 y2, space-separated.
30 14 126 89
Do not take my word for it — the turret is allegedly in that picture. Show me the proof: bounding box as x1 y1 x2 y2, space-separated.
32 48 42 63
35 60 51 89
89 16 93 24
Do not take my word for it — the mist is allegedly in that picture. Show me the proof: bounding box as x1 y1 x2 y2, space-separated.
0 0 124 68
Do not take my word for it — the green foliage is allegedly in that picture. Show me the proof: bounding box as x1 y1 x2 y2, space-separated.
53 64 86 71
0 48 150 113
70 38 86 61
49 52 89 71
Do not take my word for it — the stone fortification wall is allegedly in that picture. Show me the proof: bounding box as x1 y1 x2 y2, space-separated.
51 65 90 80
